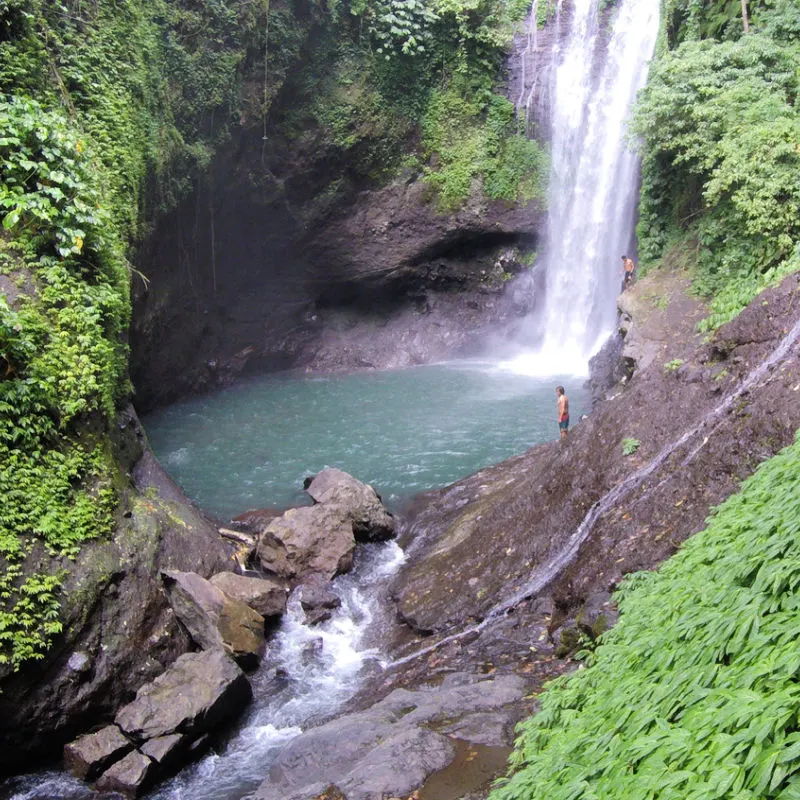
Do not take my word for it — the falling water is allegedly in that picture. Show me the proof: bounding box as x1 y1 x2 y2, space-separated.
506 0 660 375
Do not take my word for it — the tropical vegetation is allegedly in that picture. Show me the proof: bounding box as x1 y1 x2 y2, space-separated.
490 3 800 796
634 0 800 329
0 0 545 669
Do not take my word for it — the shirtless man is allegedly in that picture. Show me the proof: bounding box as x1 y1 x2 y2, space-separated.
622 255 636 289
556 385 569 440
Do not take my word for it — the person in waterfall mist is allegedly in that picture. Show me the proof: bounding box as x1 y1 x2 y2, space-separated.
556 386 569 441
622 255 636 289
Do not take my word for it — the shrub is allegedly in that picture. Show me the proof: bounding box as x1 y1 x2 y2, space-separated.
621 437 640 456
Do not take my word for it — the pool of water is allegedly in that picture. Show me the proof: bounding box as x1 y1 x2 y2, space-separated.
143 362 589 520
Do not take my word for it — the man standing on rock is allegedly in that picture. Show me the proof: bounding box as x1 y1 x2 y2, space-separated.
622 255 636 289
556 386 569 441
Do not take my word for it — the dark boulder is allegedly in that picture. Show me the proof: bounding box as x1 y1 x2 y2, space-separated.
306 468 396 542
161 570 266 669
257 506 355 583
63 725 133 781
94 750 155 798
115 650 251 743
256 469 396 584
210 571 289 618
298 578 342 626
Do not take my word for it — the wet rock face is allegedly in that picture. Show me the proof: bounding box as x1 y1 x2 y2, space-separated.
392 272 800 641
251 673 526 800
130 122 541 412
298 576 343 626
115 650 251 743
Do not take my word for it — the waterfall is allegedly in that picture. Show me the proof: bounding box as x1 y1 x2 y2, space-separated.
506 0 661 376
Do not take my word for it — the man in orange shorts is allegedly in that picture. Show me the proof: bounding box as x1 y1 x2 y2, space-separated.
556 385 569 441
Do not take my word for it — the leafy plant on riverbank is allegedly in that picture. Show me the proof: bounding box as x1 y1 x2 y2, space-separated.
620 437 640 456
634 0 800 329
491 431 800 800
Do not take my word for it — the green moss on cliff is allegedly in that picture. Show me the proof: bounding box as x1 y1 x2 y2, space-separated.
0 0 268 670
274 0 547 208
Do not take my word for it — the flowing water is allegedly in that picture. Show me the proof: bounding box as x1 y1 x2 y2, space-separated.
506 0 660 374
1 542 405 800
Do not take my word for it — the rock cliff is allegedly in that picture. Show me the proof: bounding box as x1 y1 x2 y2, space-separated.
389 269 800 669
131 124 541 411
0 409 232 773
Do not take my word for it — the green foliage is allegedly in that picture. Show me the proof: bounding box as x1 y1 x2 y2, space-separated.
0 0 268 231
0 97 125 668
422 89 547 210
373 0 438 58
537 0 557 28
319 0 545 209
492 432 800 800
634 1 800 330
0 0 269 669
620 437 640 456
306 52 412 181
664 358 683 372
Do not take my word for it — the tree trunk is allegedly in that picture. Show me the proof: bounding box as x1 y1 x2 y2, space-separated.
741 0 750 33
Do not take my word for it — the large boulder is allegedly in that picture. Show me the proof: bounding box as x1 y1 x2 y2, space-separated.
210 571 289 618
305 469 396 542
257 506 356 583
161 570 266 669
115 650 251 743
298 576 342 626
94 750 155 798
256 469 396 584
63 725 133 781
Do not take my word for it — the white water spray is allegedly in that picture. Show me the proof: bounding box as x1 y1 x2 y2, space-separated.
504 0 660 376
